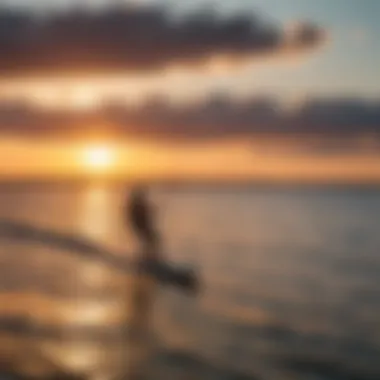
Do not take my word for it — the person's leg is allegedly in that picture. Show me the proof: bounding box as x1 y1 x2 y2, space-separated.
137 227 199 294
137 225 161 261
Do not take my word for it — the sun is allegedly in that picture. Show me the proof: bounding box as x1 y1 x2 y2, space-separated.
83 145 114 171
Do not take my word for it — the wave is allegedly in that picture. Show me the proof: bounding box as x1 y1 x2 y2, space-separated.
0 218 132 273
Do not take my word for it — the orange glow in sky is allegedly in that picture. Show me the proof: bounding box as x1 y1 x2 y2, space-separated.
82 145 115 172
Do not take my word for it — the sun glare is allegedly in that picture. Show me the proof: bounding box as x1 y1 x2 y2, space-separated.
83 146 114 171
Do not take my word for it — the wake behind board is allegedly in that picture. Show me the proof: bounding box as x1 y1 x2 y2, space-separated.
135 260 200 295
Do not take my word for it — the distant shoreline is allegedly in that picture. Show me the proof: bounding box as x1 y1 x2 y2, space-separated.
0 178 380 192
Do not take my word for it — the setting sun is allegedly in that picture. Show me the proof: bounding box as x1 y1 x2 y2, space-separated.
83 146 114 171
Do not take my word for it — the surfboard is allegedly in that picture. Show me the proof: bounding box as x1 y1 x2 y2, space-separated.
136 260 200 295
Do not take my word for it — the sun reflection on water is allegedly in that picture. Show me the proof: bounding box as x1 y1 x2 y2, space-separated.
79 186 113 240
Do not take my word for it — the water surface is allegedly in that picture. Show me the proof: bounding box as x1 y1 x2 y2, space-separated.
0 184 379 380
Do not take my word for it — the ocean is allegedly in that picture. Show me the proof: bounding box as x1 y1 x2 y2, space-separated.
0 184 379 380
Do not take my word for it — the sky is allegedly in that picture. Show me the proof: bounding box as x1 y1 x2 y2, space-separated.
3 0 378 100
0 0 379 182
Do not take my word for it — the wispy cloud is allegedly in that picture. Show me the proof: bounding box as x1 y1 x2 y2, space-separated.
0 96 379 142
351 26 371 46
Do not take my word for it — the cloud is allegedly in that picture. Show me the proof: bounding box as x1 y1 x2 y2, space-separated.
0 6 326 76
0 96 379 143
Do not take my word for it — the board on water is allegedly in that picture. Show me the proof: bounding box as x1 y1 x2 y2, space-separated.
136 260 200 295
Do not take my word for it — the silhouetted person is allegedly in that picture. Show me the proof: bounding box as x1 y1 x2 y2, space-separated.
125 186 199 295
125 186 161 261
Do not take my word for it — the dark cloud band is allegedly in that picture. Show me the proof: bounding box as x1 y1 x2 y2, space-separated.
0 6 326 76
0 96 379 140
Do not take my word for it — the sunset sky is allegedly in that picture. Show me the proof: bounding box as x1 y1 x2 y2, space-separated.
0 0 379 182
